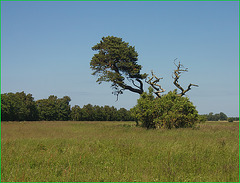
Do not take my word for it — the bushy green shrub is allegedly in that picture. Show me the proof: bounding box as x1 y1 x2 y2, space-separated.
131 88 202 129
228 118 234 122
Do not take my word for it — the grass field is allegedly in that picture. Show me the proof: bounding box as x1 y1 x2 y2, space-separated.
1 121 239 182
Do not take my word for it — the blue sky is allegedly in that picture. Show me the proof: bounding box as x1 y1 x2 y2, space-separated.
1 1 239 117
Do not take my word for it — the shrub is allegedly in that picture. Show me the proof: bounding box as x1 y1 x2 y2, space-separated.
131 88 202 129
228 118 234 122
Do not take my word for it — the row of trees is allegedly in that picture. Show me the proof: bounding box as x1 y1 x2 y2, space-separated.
229 117 239 121
200 112 239 122
71 104 133 121
201 112 229 121
1 91 237 123
1 92 133 121
1 92 38 121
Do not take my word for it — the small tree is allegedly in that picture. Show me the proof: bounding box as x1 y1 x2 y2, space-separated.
228 118 234 122
219 112 228 121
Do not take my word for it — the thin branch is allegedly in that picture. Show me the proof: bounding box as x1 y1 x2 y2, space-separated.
146 70 165 98
136 78 144 93
112 65 144 96
113 78 144 101
131 79 141 90
173 61 198 96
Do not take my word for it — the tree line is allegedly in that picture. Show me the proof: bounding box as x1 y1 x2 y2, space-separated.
201 112 238 121
1 91 237 123
1 91 133 121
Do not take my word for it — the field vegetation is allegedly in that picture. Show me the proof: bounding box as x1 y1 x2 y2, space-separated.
1 121 239 182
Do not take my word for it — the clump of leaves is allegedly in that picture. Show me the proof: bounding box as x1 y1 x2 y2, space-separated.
131 87 202 129
90 36 147 99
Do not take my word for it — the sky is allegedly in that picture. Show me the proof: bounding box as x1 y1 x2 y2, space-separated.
1 1 239 117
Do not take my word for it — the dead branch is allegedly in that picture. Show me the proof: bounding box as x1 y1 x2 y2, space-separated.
146 70 165 98
173 61 198 96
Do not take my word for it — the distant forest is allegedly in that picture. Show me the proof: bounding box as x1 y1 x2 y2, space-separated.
1 91 133 121
1 91 238 122
202 112 238 121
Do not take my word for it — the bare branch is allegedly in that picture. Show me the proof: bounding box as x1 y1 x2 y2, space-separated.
146 70 165 98
173 61 198 96
183 83 199 95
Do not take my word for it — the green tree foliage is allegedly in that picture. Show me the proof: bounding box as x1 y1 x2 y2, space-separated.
81 104 95 121
93 105 105 121
36 96 58 121
103 105 116 121
131 88 201 129
117 108 132 121
1 92 38 121
231 117 239 121
70 105 82 121
36 95 71 121
90 36 147 98
70 104 133 121
227 117 239 122
57 96 71 121
202 112 228 121
1 92 133 122
219 112 228 121
90 37 203 130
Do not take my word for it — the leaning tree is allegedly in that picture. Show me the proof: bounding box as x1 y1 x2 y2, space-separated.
90 36 147 100
90 36 202 128
90 36 197 99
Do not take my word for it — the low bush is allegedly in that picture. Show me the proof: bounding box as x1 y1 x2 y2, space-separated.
131 88 203 129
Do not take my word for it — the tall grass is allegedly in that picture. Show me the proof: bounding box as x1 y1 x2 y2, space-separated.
1 121 239 182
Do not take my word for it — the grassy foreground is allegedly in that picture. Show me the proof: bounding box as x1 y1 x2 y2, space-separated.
1 121 239 182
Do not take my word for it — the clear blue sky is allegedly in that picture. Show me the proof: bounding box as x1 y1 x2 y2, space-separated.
1 1 239 117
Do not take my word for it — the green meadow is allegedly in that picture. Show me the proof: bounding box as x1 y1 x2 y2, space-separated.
1 121 239 182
